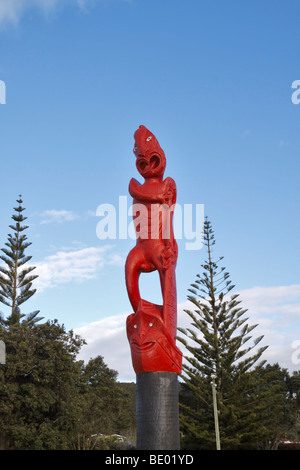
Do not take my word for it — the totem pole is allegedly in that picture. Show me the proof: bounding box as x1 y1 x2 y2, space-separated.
125 125 182 450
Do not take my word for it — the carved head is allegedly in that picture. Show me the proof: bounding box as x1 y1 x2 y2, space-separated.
133 125 166 179
126 300 182 375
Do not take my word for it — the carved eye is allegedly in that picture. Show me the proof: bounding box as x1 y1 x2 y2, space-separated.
146 136 152 141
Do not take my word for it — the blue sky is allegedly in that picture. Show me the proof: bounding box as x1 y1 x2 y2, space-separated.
0 0 299 380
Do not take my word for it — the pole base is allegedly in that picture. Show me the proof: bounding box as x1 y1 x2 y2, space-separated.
136 371 180 450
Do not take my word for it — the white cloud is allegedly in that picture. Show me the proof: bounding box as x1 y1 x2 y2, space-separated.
34 245 122 291
75 313 133 381
75 284 300 382
0 0 59 25
39 209 79 224
0 0 130 26
177 284 300 373
233 284 300 371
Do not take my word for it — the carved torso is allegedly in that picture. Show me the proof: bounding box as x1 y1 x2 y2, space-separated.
129 177 177 243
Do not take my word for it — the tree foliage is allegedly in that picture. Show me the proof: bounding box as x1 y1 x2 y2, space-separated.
0 197 135 450
0 319 135 450
0 196 42 327
178 218 291 449
0 320 84 449
73 356 134 450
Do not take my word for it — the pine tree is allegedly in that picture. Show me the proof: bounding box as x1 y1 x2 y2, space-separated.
178 217 275 449
0 196 42 327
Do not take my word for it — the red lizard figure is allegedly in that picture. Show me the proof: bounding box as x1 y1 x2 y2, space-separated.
125 125 182 375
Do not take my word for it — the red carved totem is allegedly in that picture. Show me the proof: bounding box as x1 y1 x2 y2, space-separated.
125 125 182 375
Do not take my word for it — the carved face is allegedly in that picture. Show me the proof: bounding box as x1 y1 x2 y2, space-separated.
133 125 166 179
126 301 182 374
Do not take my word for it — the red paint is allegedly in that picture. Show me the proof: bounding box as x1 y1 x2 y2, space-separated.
125 125 182 374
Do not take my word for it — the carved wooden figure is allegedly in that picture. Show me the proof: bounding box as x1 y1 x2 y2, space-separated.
125 125 182 375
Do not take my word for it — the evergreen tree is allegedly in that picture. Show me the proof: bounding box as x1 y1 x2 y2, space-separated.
178 217 276 449
253 364 298 449
0 317 134 450
0 319 85 449
73 356 134 450
0 196 42 327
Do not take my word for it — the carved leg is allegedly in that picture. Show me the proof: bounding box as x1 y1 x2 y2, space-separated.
125 246 145 312
125 246 155 312
152 247 177 343
162 263 177 342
